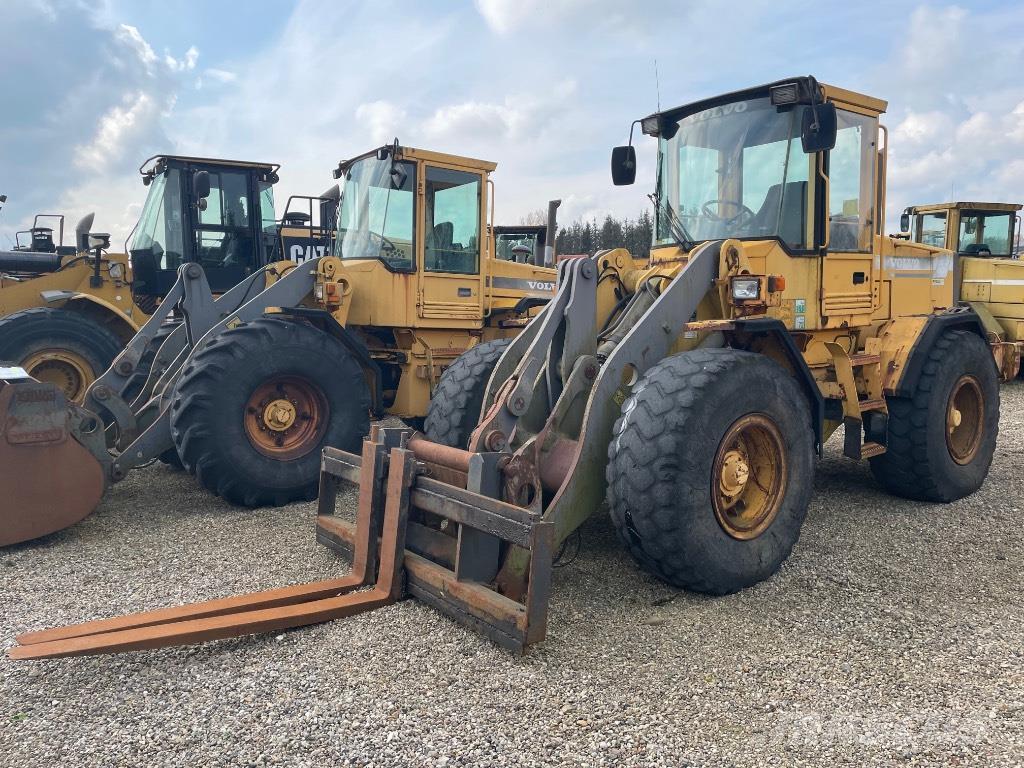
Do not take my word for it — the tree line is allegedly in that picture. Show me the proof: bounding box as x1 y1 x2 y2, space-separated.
522 210 654 260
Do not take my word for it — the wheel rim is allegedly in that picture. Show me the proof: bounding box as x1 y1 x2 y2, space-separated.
22 349 94 402
711 414 788 541
244 376 328 460
946 375 984 466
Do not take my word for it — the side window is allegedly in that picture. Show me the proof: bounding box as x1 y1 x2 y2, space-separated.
195 169 253 268
960 212 1012 256
425 167 481 274
258 182 276 234
199 171 250 228
914 212 947 248
828 110 877 252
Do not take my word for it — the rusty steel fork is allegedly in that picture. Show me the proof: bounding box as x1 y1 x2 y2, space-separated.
10 433 415 660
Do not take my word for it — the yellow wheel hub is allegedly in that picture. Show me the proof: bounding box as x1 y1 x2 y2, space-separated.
946 375 984 466
22 349 94 403
711 414 787 541
718 449 750 498
263 399 297 431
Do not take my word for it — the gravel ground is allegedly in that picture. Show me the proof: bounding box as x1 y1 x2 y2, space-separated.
2 387 1023 767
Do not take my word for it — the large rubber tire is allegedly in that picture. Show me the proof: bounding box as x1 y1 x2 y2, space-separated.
870 329 998 502
168 317 370 507
424 338 511 448
0 307 121 402
607 348 815 595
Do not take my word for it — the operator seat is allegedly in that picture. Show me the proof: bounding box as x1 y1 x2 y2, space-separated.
427 221 454 270
748 181 807 248
962 243 992 256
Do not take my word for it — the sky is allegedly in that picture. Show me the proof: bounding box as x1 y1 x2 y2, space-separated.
1 0 1023 250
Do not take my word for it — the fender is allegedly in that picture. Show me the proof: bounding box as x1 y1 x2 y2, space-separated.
274 306 385 417
728 317 826 455
893 309 992 397
60 292 144 342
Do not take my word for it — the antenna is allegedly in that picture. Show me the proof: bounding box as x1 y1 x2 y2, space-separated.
654 59 661 111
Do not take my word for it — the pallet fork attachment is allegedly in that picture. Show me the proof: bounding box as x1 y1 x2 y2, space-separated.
9 427 411 659
10 425 555 658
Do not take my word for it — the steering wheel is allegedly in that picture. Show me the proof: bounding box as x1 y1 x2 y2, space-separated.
701 199 756 226
368 231 398 254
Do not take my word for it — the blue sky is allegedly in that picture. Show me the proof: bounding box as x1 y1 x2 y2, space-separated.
2 0 1023 249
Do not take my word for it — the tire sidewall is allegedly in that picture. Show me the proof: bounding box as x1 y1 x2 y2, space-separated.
612 351 814 592
172 319 369 497
921 333 999 498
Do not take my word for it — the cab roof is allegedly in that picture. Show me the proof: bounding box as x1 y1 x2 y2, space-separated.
334 142 497 179
907 202 1023 214
645 76 887 127
139 155 281 179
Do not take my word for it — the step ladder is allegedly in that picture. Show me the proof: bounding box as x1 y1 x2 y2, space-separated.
825 342 888 460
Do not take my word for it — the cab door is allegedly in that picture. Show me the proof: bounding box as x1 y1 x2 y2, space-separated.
820 108 879 326
188 163 261 292
417 164 486 322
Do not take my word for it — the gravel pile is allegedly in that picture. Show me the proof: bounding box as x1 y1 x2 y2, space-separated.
2 388 1023 767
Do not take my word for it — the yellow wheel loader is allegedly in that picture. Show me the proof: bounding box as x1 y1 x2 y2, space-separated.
898 202 1024 377
0 143 556 547
0 157 332 402
11 79 1003 660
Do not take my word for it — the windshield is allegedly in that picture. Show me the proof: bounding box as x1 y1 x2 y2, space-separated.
333 155 415 270
130 168 184 269
655 96 810 250
957 211 1013 256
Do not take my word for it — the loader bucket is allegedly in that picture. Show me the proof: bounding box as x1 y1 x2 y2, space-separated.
0 369 107 547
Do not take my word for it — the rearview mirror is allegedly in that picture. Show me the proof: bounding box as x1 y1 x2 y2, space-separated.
390 163 407 190
800 102 837 153
192 170 211 201
900 212 910 233
611 145 636 186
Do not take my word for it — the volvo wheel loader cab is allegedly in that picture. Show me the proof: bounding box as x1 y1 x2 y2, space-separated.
900 201 1024 377
0 157 319 402
166 143 556 505
13 81 1002 661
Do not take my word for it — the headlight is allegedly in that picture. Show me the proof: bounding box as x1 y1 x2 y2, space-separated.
731 277 760 300
314 284 324 301
108 262 124 280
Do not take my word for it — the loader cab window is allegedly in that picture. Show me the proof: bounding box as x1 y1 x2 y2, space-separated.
131 168 185 271
195 169 254 279
258 181 280 261
496 231 542 263
334 155 415 270
957 211 1013 256
913 212 948 248
827 110 877 252
424 167 481 274
654 95 812 251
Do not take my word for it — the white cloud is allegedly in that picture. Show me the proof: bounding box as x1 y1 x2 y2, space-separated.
355 101 409 145
73 92 158 170
164 46 199 72
204 68 237 83
114 24 157 69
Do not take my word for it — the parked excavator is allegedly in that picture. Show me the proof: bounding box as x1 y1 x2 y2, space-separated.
10 78 1003 659
0 142 557 549
0 158 334 401
899 201 1024 377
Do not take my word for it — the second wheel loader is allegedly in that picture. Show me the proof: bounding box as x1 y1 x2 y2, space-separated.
0 157 333 401
899 201 1024 377
9 77 1004 660
0 143 556 546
